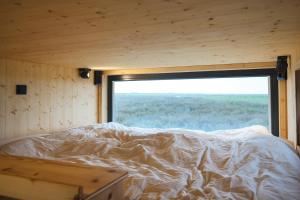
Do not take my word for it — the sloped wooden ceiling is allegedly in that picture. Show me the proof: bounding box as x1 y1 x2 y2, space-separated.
0 0 300 69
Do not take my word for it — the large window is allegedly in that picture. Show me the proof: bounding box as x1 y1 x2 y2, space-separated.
108 69 279 136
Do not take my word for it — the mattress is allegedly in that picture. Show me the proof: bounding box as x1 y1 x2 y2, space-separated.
0 123 299 200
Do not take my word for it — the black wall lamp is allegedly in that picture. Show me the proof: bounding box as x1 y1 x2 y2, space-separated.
78 68 91 79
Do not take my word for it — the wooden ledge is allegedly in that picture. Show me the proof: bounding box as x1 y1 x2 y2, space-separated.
0 155 127 200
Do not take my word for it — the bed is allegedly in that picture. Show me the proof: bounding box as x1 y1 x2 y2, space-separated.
0 123 299 200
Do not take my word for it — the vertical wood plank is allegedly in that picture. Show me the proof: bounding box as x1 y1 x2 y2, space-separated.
87 71 98 124
39 65 51 133
279 80 288 139
75 73 88 125
49 65 61 131
4 59 30 138
0 60 7 137
101 75 108 123
57 66 65 130
28 63 41 134
97 84 102 123
295 70 300 146
64 67 73 128
72 68 78 127
16 61 30 137
5 60 18 139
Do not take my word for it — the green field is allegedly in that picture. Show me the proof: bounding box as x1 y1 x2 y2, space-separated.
113 93 269 131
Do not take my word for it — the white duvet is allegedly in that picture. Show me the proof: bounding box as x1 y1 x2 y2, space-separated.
0 123 299 200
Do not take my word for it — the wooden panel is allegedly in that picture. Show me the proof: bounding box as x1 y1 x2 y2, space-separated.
97 84 102 123
39 65 51 132
0 58 97 141
16 62 30 138
287 49 300 145
88 180 124 200
0 60 6 138
73 71 89 126
296 70 300 145
0 0 299 68
0 155 127 200
64 67 74 128
72 71 98 126
279 80 288 139
104 61 276 75
28 63 41 133
0 174 79 200
5 60 18 139
49 65 64 130
101 75 108 123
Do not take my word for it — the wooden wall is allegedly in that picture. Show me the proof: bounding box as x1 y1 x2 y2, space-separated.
287 47 300 144
296 70 300 146
0 58 293 142
0 59 97 141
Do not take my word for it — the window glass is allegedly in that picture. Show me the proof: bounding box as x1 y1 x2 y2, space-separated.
112 77 270 131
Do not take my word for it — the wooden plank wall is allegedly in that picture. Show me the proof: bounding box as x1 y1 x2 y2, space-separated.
103 62 276 75
296 70 300 146
287 56 294 143
0 58 97 141
287 47 300 145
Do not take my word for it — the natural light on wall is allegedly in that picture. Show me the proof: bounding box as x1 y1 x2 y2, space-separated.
113 77 270 131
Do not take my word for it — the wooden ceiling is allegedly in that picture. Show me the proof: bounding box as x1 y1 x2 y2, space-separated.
0 0 300 69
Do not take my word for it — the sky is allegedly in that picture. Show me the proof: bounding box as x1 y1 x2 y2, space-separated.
114 77 269 94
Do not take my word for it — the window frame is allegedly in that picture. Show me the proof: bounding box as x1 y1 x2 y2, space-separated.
107 68 279 136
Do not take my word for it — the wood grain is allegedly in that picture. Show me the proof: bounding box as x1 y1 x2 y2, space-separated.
279 80 288 139
0 155 127 200
0 174 79 200
0 0 299 68
286 48 300 145
0 60 6 139
296 70 300 145
0 58 98 141
103 62 276 75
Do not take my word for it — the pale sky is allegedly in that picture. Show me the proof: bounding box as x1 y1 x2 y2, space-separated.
114 77 269 94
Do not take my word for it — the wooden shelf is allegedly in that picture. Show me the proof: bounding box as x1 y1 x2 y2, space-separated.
0 155 127 200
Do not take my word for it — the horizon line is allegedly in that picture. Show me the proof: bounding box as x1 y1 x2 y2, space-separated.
115 92 268 95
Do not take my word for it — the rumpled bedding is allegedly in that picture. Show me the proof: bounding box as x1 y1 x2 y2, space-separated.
0 123 299 200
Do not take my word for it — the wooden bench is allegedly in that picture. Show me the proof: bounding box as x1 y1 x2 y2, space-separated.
0 155 127 200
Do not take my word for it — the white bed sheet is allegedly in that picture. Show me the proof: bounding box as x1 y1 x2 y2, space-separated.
0 123 299 200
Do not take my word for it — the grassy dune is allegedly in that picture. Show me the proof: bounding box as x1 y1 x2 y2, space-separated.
113 93 269 131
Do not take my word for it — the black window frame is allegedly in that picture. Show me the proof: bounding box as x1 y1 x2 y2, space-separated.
107 68 279 136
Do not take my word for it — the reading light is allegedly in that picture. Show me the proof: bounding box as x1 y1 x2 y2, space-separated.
78 68 91 79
